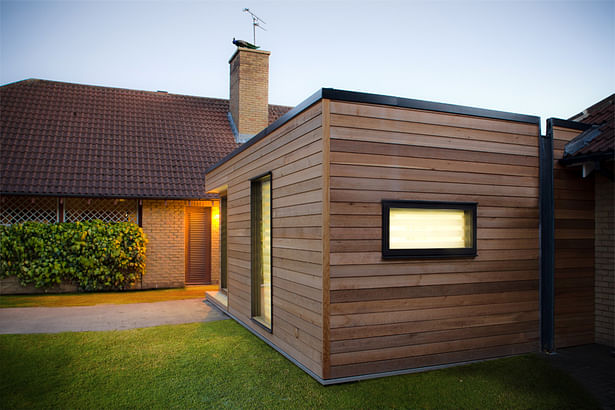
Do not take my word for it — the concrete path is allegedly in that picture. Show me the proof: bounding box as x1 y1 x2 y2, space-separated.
547 344 615 410
0 299 228 334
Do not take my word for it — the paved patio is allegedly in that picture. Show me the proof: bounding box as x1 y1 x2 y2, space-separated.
0 298 228 334
547 344 615 410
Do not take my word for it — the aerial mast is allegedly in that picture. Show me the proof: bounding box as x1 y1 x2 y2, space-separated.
243 8 266 46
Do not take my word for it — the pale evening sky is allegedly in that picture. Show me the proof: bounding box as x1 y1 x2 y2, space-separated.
1 0 613 126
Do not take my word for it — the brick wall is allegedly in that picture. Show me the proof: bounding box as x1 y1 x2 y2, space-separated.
141 199 186 289
141 199 219 289
595 173 614 347
229 47 270 137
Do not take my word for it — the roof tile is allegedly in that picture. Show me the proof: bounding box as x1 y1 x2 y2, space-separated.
1 79 290 198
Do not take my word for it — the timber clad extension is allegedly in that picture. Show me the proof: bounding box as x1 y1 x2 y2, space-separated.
206 89 542 383
207 101 325 377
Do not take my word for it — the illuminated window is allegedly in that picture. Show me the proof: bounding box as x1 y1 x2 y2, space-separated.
382 200 477 258
251 173 272 330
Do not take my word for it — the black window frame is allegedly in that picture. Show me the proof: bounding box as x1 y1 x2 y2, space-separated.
220 193 228 291
382 200 477 259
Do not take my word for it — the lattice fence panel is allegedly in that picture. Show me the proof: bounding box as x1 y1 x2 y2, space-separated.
0 196 58 225
65 198 137 223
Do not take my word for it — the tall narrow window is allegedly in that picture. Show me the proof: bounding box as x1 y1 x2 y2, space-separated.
251 174 272 330
220 195 228 290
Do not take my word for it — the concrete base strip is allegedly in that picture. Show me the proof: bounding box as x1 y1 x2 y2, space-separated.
0 299 228 334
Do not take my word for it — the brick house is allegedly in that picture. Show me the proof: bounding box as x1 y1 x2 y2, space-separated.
1 47 289 294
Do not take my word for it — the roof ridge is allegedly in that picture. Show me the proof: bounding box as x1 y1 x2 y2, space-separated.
1 78 292 109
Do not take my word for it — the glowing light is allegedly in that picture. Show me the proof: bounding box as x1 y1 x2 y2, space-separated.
389 208 469 249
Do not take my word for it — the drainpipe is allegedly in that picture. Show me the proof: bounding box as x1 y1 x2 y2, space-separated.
540 120 555 353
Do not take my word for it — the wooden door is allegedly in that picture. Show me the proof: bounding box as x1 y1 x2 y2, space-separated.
185 207 211 284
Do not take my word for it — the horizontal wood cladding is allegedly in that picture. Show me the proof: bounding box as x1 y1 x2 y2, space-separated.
206 101 325 378
552 126 595 348
327 101 540 378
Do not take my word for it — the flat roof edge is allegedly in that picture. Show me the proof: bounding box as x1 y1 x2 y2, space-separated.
207 88 541 174
322 88 541 125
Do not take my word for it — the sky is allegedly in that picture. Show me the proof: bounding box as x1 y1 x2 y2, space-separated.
1 0 613 125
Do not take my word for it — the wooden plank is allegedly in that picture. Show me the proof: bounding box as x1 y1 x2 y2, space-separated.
330 176 538 198
330 164 539 188
331 321 537 354
330 290 537 315
330 331 537 366
330 300 538 328
330 310 538 341
330 259 539 278
329 341 537 378
329 101 538 136
331 138 538 167
330 249 538 266
331 125 538 156
331 189 538 208
330 113 538 146
331 270 538 290
331 281 538 306
331 151 537 178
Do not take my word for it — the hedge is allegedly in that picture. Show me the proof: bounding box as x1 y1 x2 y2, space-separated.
0 220 147 291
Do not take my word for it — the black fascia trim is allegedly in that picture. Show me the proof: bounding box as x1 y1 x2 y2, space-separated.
207 89 324 173
539 121 554 353
321 88 540 125
547 117 592 132
381 200 478 259
559 151 615 166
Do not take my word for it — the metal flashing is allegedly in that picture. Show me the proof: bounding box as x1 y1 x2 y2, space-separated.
563 126 602 157
559 151 615 166
548 117 592 131
321 88 540 125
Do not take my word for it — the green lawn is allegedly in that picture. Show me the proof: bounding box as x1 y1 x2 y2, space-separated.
0 286 216 308
0 321 598 409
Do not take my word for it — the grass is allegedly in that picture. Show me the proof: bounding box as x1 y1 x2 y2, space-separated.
0 285 216 308
0 320 599 409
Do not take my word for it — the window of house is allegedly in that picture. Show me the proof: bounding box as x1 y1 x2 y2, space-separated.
220 194 228 291
251 173 272 330
382 200 477 258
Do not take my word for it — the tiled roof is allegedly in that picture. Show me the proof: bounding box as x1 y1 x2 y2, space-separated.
1 79 290 198
566 93 614 158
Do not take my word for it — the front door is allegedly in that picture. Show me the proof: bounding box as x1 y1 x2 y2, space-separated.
185 207 211 284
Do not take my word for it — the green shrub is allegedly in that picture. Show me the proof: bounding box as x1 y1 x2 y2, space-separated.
0 221 147 291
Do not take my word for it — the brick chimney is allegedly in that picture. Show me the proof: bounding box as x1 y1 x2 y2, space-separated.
228 47 270 143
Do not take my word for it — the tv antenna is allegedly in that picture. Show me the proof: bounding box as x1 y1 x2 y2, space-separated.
243 8 266 46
